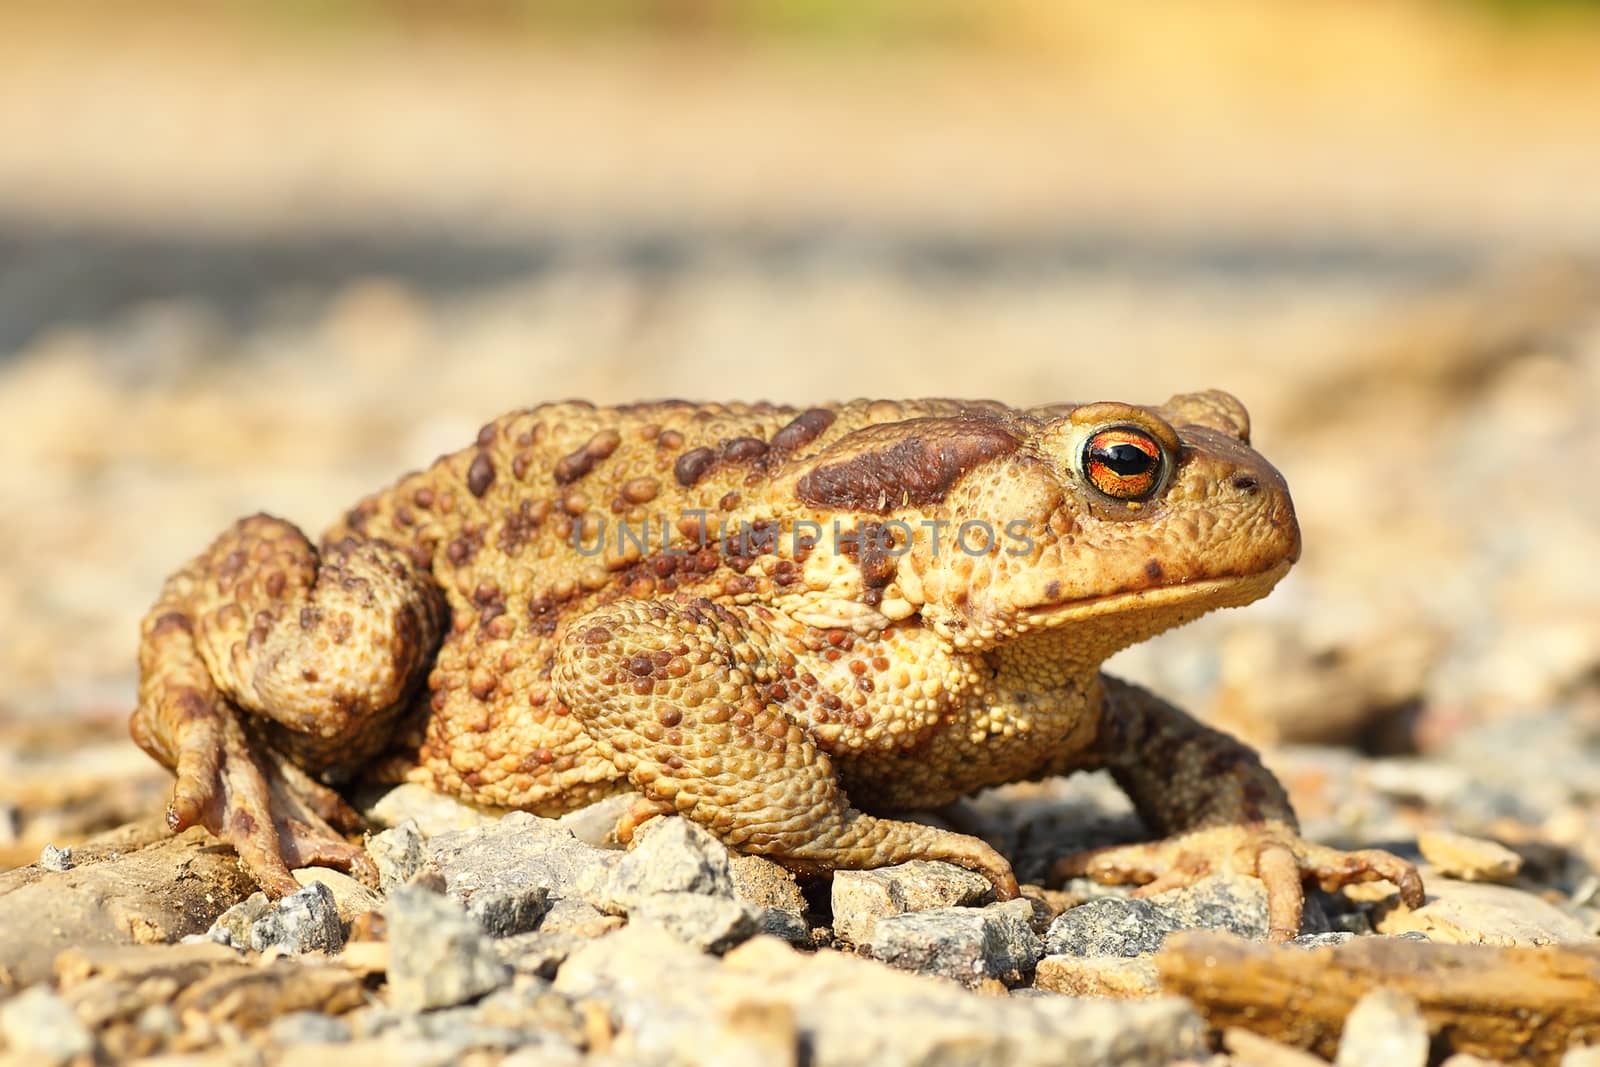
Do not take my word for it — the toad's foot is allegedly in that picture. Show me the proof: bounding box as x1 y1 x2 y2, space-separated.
152 692 376 896
130 514 441 895
1051 821 1424 942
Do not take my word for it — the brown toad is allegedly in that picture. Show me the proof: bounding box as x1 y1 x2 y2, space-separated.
130 393 1421 939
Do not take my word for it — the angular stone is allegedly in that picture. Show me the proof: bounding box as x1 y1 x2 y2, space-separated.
537 895 624 938
53 942 240 989
250 880 345 954
429 811 618 910
1375 878 1593 946
1033 954 1161 998
0 985 95 1065
591 817 734 914
204 891 275 950
1148 874 1273 940
384 886 511 1011
830 861 992 944
730 854 810 914
292 867 385 925
172 960 365 1030
365 820 431 895
864 899 1042 987
366 782 498 837
630 892 764 954
38 844 73 871
496 929 589 979
1418 830 1523 884
1224 1027 1332 1067
1334 988 1430 1067
554 792 640 847
756 907 814 946
1045 898 1180 958
1289 932 1356 949
0 826 256 987
557 928 1208 1066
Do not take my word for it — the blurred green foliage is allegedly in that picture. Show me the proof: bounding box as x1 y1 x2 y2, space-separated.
231 0 1600 45
242 0 981 44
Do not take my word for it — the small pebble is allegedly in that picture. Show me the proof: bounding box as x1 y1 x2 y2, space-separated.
0 985 95 1065
1419 829 1523 883
39 843 73 871
1334 988 1430 1067
251 880 345 954
385 884 511 1011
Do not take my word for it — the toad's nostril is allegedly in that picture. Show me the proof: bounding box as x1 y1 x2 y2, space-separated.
1231 474 1259 495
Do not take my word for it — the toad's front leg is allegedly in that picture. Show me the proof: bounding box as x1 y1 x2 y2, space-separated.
130 515 446 894
1052 676 1424 941
552 597 1018 898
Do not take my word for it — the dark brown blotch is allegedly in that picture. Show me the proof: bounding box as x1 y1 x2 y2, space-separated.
771 407 836 453
795 417 1018 513
554 428 622 485
721 436 768 463
466 452 496 498
674 447 717 487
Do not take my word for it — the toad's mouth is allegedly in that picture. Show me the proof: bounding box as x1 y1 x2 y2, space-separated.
1018 558 1294 629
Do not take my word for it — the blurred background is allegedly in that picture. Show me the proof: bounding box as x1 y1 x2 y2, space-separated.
2 0 1598 870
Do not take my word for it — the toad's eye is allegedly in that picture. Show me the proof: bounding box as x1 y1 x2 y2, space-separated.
1082 427 1163 500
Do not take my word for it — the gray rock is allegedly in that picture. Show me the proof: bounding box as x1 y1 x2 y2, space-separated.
465 883 551 938
429 810 619 910
1334 988 1430 1067
1045 897 1181 958
38 844 73 872
539 894 625 938
497 929 590 978
556 792 641 847
250 879 345 954
865 898 1042 987
268 1011 354 1045
1046 875 1295 957
0 985 95 1065
292 867 385 924
727 853 812 945
830 860 993 944
630 892 764 954
554 926 1208 1066
205 891 276 949
1289 931 1356 949
367 782 498 836
591 817 735 913
355 974 584 1055
385 885 512 1011
756 906 814 946
1147 874 1274 940
366 819 431 895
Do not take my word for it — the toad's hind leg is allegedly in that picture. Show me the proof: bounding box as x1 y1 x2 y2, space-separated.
552 598 1018 899
130 514 446 894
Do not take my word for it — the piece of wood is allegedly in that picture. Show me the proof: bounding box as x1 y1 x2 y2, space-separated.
1156 931 1600 1066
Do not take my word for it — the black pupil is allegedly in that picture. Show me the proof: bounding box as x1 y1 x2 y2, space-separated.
1096 442 1154 476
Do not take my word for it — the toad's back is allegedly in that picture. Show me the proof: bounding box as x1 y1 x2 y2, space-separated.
322 398 1019 810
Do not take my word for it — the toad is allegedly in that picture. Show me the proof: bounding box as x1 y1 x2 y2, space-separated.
130 393 1422 940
